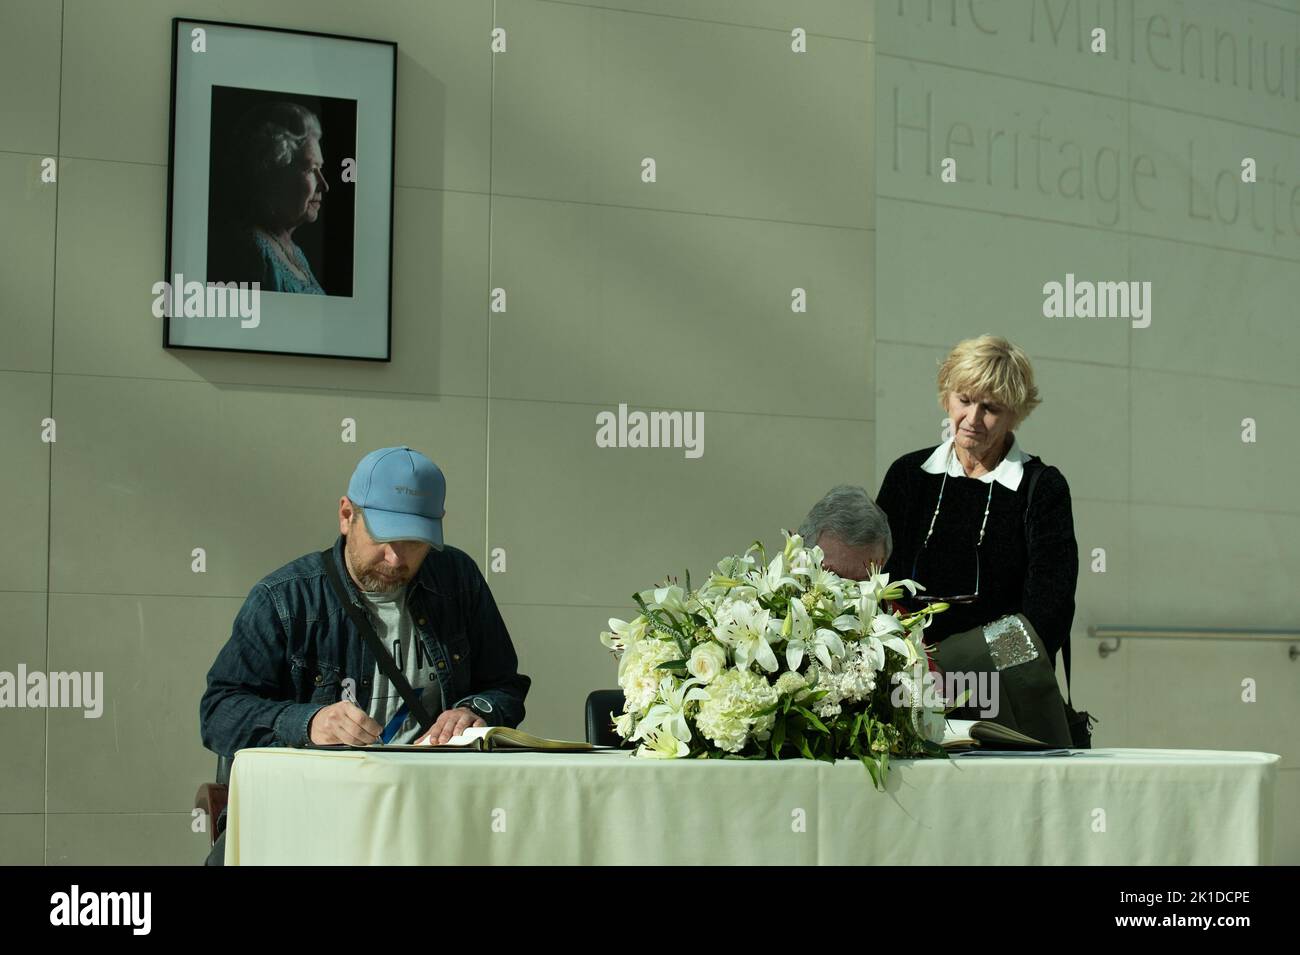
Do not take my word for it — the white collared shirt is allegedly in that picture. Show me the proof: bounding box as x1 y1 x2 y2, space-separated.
919 432 1031 491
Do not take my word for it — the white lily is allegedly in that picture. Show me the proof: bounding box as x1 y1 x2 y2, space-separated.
789 551 817 581
649 585 691 616
784 597 845 670
873 614 916 665
636 727 690 758
830 589 881 635
748 554 798 598
803 553 846 598
716 601 778 672
700 558 758 602
832 612 864 635
826 583 856 619
861 635 886 672
599 615 646 652
722 583 759 604
859 570 890 601
782 529 805 559
855 591 879 623
861 568 925 603
635 676 709 742
714 553 756 578
812 627 847 669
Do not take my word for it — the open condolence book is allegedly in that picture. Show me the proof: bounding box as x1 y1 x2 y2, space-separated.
361 726 594 752
941 719 1052 751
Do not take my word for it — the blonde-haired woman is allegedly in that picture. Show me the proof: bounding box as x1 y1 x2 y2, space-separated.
876 336 1079 743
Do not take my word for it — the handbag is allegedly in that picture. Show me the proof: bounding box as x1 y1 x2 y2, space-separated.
321 547 435 738
1024 463 1097 749
933 613 1073 748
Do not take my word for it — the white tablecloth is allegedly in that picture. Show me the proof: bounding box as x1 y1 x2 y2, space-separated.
224 747 1280 865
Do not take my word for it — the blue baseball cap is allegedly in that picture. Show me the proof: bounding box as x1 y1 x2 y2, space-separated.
346 446 446 549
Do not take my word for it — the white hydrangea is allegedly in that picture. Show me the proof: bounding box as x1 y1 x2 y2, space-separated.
695 668 779 753
774 670 807 698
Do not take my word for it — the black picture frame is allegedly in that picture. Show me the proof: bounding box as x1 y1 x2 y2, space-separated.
163 18 396 361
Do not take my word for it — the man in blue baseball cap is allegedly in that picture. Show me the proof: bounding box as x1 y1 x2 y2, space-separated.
199 446 530 863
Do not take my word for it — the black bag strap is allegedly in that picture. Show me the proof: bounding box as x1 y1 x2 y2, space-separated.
1023 461 1073 706
320 548 435 734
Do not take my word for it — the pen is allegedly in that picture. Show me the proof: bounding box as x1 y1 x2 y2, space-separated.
379 702 408 745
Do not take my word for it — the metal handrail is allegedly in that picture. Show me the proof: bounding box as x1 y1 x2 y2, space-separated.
1087 626 1300 660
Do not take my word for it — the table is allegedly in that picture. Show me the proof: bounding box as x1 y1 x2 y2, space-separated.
224 747 1280 865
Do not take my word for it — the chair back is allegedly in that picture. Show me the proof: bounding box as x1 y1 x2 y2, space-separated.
584 689 626 747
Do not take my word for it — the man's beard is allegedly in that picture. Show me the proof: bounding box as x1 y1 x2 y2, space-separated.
346 539 408 593
358 568 405 593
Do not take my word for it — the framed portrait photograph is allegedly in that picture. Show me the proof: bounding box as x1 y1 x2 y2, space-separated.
163 19 395 360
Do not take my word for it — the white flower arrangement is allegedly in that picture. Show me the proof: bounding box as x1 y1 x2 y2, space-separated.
600 531 951 788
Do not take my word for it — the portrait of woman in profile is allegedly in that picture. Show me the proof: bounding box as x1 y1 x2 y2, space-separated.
208 100 330 295
875 335 1080 746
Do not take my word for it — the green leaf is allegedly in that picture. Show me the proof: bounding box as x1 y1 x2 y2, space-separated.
794 706 830 735
860 755 882 790
655 659 689 671
849 711 864 747
771 719 786 757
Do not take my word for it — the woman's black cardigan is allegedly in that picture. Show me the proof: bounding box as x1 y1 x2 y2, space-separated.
875 445 1079 667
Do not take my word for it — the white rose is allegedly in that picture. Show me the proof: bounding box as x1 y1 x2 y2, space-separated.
687 641 728 684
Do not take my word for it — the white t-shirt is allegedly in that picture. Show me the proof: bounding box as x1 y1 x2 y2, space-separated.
360 586 443 744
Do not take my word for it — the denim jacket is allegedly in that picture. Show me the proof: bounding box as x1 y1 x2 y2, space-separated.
200 534 530 757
